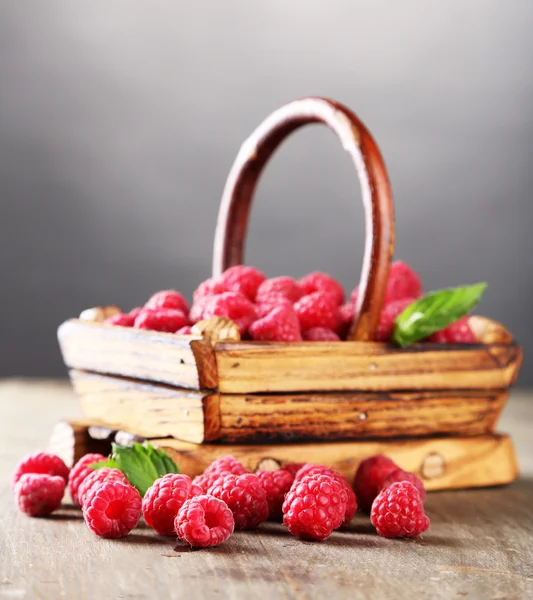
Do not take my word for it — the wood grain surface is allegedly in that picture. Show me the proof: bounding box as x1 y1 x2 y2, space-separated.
1 379 532 600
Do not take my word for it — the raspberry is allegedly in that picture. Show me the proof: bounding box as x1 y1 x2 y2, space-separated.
283 463 306 478
338 303 354 339
256 277 303 304
142 474 202 535
68 453 107 506
83 480 142 538
176 494 234 548
428 316 476 344
77 468 128 508
189 296 212 323
382 469 426 502
255 469 295 520
220 266 266 302
294 292 341 332
12 452 69 491
193 277 228 302
207 473 269 530
203 455 248 477
255 296 293 318
303 327 340 341
353 455 398 512
14 474 65 517
134 308 189 333
350 287 359 305
128 307 143 319
105 313 135 327
176 325 193 335
294 464 357 523
371 481 430 538
202 292 257 335
192 472 228 494
282 474 347 541
145 290 189 314
376 297 416 341
299 272 345 306
385 261 423 303
249 306 302 342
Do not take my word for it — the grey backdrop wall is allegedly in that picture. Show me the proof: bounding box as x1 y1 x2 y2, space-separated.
0 1 532 383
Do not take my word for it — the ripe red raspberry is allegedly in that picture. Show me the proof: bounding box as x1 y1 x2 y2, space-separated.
283 463 306 478
12 452 69 492
220 266 266 302
371 481 430 538
105 313 135 327
376 297 416 341
207 473 269 530
255 296 293 318
83 480 142 538
282 474 347 541
176 494 234 548
193 277 228 302
176 325 193 335
203 455 248 477
303 327 340 341
68 453 107 506
350 287 359 305
77 468 128 508
428 316 476 344
192 472 228 494
249 306 302 342
299 272 345 306
14 474 65 517
202 292 257 335
256 276 303 304
294 292 341 332
189 296 212 323
128 307 143 319
353 455 398 512
255 469 295 520
382 469 426 502
385 261 423 303
294 464 357 523
134 308 189 333
142 474 201 535
338 303 354 339
145 290 189 314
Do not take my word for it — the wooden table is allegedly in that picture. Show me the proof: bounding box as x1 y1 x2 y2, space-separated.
1 379 532 599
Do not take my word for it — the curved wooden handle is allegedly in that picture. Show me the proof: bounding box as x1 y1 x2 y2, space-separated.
212 97 395 341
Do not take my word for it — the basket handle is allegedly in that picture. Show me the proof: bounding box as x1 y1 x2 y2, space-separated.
212 97 395 341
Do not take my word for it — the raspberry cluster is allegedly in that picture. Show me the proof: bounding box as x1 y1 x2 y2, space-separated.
104 261 476 343
12 450 430 547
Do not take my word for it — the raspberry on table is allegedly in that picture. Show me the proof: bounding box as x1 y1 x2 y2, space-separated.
353 455 399 512
202 292 257 335
255 469 295 520
282 463 306 478
145 290 189 314
134 308 189 333
249 306 302 342
105 313 135 327
428 316 476 344
176 325 193 335
193 277 229 302
382 469 426 502
303 327 340 341
338 303 355 339
384 261 423 303
203 455 248 477
128 307 143 319
192 472 228 494
299 272 345 306
294 464 357 523
282 474 347 541
176 494 235 548
142 474 201 535
220 266 266 302
294 292 341 332
77 468 128 508
14 474 65 517
207 473 269 530
83 480 142 538
68 453 107 506
377 297 416 342
255 296 294 319
189 296 212 324
256 276 303 304
371 481 430 538
12 452 69 492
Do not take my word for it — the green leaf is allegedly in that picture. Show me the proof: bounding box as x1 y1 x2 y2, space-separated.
392 282 487 347
90 442 179 496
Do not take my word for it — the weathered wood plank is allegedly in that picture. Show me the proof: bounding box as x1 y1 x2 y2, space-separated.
58 319 217 390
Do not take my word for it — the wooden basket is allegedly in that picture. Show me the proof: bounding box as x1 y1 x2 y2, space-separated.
57 98 522 487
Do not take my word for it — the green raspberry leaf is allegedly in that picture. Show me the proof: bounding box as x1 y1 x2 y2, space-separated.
90 442 179 496
392 282 487 348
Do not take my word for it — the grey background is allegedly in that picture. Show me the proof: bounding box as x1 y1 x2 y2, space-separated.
0 1 531 383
